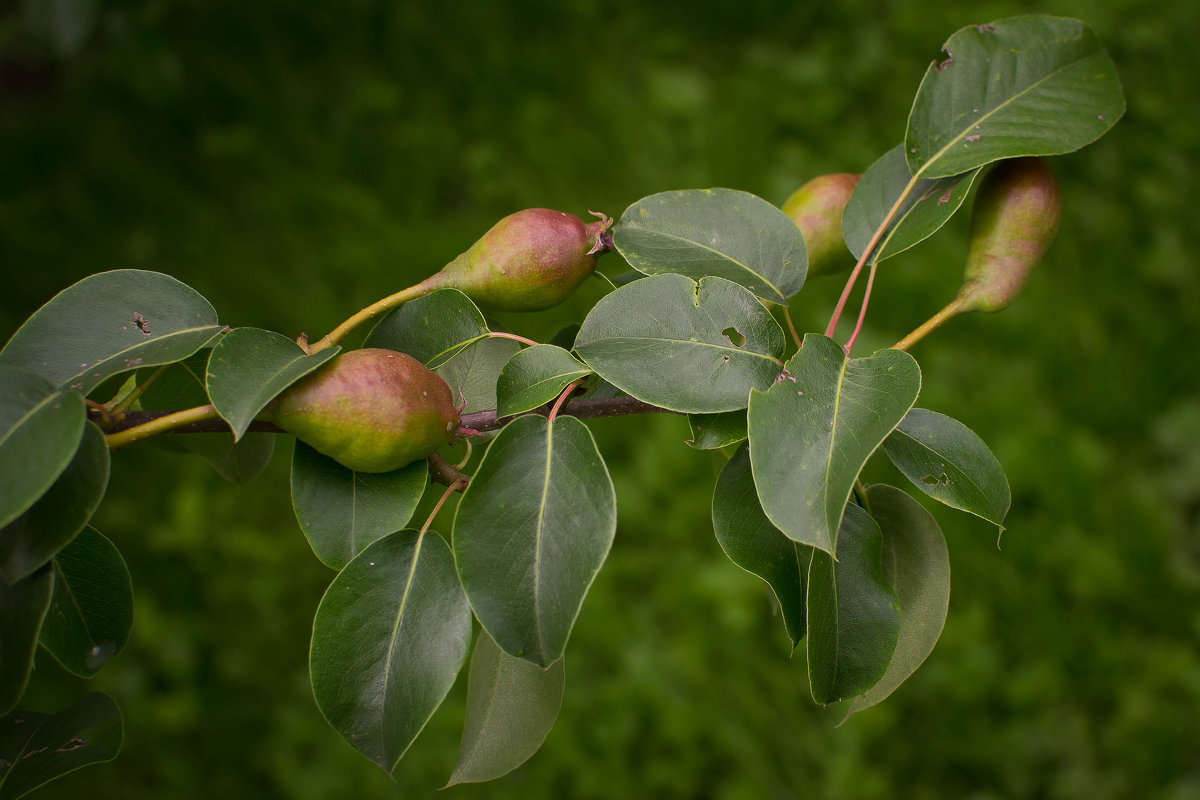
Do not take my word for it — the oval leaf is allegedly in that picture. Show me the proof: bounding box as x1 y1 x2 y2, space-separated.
747 334 921 555
0 693 123 799
309 531 471 773
843 485 949 720
906 15 1125 178
365 288 489 368
445 633 565 787
436 337 521 416
685 411 747 450
454 414 616 667
290 442 428 570
0 368 86 530
613 188 807 303
807 503 900 705
0 269 223 395
0 566 53 716
574 273 785 414
39 528 133 678
496 345 592 417
842 145 982 263
1 423 109 584
884 407 1010 526
206 327 340 440
712 445 811 648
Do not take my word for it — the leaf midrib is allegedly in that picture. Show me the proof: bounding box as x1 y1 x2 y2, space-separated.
916 40 1099 177
627 228 786 301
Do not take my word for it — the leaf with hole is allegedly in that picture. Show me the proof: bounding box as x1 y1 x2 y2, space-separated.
574 273 785 414
0 693 123 799
884 407 1010 526
39 527 133 678
807 503 900 705
309 530 471 773
747 334 921 555
0 368 86 531
206 327 340 440
496 345 592 417
842 145 982 264
842 485 949 720
365 289 489 368
712 445 810 648
290 442 428 570
613 188 807 303
0 269 223 395
454 414 616 666
1 423 109 584
0 566 53 716
906 15 1125 178
445 633 565 787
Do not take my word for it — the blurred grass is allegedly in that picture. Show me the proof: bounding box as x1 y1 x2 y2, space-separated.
3 1 1199 798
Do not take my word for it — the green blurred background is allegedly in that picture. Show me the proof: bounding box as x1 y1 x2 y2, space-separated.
3 1 1198 798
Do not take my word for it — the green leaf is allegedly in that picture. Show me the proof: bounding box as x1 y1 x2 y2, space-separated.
290 442 428 570
711 445 810 648
574 273 785 414
309 531 471 773
137 353 276 486
436 337 520 415
843 485 949 720
0 693 123 799
685 411 747 450
806 503 900 705
0 423 109 584
0 269 223 395
906 15 1125 179
748 335 921 556
365 289 489 368
884 408 1010 527
0 566 53 716
454 415 616 667
0 368 87 530
496 345 592 417
613 188 807 304
842 145 982 264
206 327 340 440
445 633 565 787
38 528 133 679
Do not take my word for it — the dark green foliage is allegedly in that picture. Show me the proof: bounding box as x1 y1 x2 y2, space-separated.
2 2 1196 798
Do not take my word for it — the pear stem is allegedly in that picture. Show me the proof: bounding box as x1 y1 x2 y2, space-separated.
105 404 224 450
894 296 967 352
308 276 441 354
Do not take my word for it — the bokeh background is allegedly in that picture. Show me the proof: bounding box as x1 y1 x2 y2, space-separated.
3 1 1198 798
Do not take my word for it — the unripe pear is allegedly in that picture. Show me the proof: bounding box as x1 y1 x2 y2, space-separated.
956 157 1061 313
424 208 612 312
267 348 458 473
780 173 861 278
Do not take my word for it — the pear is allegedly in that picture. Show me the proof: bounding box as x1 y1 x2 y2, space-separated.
269 348 458 473
421 208 612 312
780 173 861 279
956 157 1061 312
